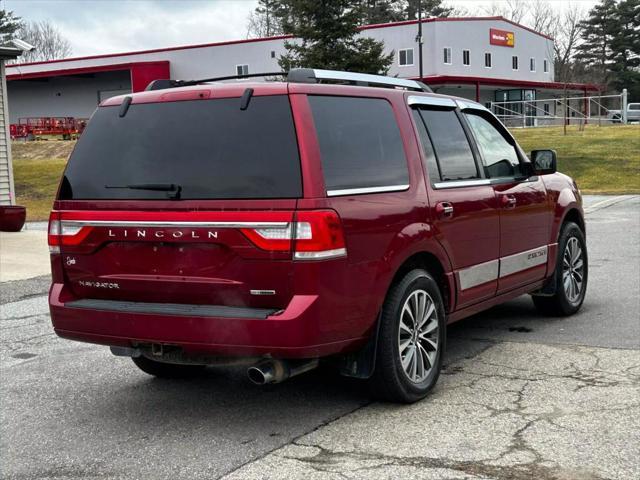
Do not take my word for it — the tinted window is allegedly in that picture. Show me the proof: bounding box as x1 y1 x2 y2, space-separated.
60 96 301 200
309 96 409 192
417 109 478 181
464 112 523 178
412 110 440 182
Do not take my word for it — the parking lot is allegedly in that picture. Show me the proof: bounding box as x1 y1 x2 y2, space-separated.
1 195 638 480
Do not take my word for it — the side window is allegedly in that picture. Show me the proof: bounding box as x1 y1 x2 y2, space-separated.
412 110 441 182
309 96 409 193
464 112 523 178
416 108 478 181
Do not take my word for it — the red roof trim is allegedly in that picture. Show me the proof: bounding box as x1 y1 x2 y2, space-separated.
7 16 551 69
6 34 293 69
7 61 170 81
422 75 601 91
362 16 553 40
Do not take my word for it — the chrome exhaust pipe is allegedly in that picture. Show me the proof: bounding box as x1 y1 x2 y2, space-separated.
247 358 319 385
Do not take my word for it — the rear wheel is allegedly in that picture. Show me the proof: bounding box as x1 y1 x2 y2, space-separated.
132 356 206 378
533 221 587 316
368 269 446 403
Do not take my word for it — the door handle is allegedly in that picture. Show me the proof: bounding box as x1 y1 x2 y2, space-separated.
436 202 454 219
501 195 517 209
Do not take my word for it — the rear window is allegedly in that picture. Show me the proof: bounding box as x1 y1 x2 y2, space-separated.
415 108 478 181
60 95 301 200
308 96 409 194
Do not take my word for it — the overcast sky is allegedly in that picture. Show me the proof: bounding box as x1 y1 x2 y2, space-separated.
5 0 598 58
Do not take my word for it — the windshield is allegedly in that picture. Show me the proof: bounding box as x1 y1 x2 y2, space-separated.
59 95 302 200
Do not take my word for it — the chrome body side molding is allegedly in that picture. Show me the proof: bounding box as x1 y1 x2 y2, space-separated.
456 245 550 291
327 184 409 197
457 260 499 290
499 245 548 278
433 179 491 189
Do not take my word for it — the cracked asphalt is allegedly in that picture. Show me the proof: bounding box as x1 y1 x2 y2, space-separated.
1 195 638 480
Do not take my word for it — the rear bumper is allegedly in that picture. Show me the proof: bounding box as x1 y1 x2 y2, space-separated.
49 283 365 358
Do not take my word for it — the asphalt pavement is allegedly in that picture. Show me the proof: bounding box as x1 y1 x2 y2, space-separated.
0 195 638 479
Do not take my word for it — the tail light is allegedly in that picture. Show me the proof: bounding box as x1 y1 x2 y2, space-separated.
241 210 346 260
48 211 93 254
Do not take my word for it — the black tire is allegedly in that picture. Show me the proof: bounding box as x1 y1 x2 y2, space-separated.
132 355 206 378
532 222 588 316
368 269 446 403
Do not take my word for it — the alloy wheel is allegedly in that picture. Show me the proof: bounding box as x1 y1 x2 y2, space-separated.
562 237 584 304
398 289 439 383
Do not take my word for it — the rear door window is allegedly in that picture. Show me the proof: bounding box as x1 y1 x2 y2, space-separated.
60 95 302 200
308 96 409 194
415 108 479 181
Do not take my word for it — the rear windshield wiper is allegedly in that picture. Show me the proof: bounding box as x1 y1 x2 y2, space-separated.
105 183 182 199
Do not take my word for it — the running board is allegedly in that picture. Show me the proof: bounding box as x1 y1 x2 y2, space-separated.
65 299 277 319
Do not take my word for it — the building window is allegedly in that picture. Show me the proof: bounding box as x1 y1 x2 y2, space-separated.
463 50 470 66
544 103 550 115
236 64 249 76
543 59 549 73
530 58 536 72
399 48 414 66
512 56 518 70
443 47 452 65
484 52 492 68
270 51 276 59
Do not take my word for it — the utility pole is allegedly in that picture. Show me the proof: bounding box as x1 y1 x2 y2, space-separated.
417 1 424 80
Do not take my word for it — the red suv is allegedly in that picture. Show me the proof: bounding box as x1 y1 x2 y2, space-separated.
48 69 588 403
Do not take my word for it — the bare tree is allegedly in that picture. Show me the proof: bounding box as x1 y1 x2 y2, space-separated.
549 4 586 83
246 0 285 39
529 0 557 34
482 0 527 24
15 20 72 62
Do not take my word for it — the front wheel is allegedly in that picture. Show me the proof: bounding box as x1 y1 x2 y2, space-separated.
533 221 588 316
368 269 446 403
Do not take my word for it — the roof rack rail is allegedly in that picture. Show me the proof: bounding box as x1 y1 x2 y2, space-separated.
288 68 432 92
146 72 285 91
146 68 432 93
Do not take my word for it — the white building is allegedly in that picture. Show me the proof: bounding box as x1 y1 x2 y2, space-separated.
6 16 598 123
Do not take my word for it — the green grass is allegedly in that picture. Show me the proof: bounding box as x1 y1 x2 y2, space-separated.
14 157 67 221
510 125 640 194
11 125 640 221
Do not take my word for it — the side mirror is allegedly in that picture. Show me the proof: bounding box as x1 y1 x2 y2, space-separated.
531 149 557 175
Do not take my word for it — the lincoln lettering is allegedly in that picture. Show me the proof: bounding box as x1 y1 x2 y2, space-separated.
107 229 218 239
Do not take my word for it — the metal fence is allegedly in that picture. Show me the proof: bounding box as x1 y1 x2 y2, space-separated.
491 88 631 128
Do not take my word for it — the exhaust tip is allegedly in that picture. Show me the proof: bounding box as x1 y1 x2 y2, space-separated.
247 366 268 385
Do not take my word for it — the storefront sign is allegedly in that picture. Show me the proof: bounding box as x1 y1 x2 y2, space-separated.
490 28 515 47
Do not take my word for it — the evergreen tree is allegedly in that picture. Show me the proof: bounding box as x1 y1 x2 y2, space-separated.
403 0 453 20
0 10 22 43
575 0 618 84
609 0 640 99
276 0 393 74
359 1 405 25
